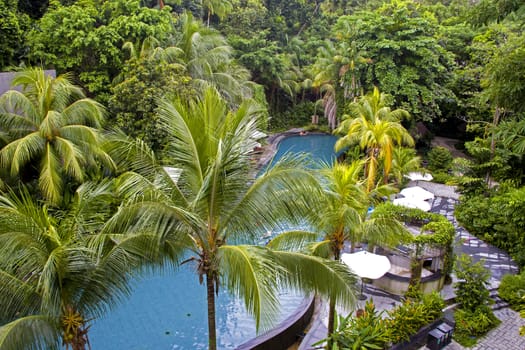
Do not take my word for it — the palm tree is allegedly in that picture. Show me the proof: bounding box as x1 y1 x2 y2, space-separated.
0 182 162 350
268 161 410 346
202 0 233 27
112 87 359 350
173 12 253 105
390 147 421 186
309 37 369 130
335 87 414 192
0 68 114 206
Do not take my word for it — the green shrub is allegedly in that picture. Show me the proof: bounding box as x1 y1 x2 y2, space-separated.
427 146 453 172
321 300 389 350
322 294 445 349
385 292 444 345
454 306 500 346
455 187 525 268
430 171 452 184
499 273 525 310
453 255 499 346
454 254 491 312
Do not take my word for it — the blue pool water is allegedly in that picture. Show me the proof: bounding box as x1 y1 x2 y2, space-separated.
89 133 338 349
271 134 340 168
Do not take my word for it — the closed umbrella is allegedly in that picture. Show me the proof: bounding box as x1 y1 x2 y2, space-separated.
341 251 391 299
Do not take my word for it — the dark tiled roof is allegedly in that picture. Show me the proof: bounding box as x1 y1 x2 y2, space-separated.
0 70 57 96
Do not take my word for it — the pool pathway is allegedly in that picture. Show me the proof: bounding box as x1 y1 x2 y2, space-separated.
298 182 524 350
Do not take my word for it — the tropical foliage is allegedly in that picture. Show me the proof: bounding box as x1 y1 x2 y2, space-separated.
109 87 359 350
0 182 161 349
335 87 414 192
0 68 112 206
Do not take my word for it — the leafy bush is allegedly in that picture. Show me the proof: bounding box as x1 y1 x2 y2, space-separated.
323 294 444 349
268 101 318 131
454 306 500 346
454 254 491 312
455 187 525 267
453 254 499 346
427 146 453 172
321 300 389 350
430 171 452 184
385 292 444 345
499 272 525 310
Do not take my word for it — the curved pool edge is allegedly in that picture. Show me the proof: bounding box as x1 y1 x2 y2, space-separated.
235 295 315 350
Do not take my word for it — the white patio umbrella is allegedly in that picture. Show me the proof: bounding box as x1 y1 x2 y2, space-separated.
393 197 431 212
400 186 435 201
404 172 433 185
404 172 433 182
341 251 392 299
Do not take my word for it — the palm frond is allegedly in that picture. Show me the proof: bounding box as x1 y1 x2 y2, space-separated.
272 250 359 309
219 245 282 330
0 315 59 350
0 132 44 175
267 230 321 252
39 144 62 205
53 137 84 181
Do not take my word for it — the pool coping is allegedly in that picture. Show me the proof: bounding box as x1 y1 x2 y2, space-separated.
235 295 315 350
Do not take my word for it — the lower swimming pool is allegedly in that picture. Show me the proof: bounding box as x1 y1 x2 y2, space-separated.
89 133 338 349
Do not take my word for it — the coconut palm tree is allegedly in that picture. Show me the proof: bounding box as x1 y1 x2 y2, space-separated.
309 37 369 130
390 147 421 186
111 87 359 350
0 181 165 350
173 12 253 105
0 68 114 206
268 161 411 346
335 87 414 192
202 0 233 27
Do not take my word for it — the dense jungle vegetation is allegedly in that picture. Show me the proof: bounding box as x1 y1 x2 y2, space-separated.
0 0 524 349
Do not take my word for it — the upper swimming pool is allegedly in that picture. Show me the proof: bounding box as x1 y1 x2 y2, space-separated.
270 133 340 168
89 133 338 349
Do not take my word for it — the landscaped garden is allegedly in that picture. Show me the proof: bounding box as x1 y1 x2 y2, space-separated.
1 1 524 349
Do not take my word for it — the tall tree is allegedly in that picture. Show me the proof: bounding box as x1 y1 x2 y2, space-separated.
172 12 254 105
112 87 359 350
202 0 233 27
335 87 414 192
268 161 410 346
0 182 163 350
0 68 113 206
334 0 455 121
26 0 174 100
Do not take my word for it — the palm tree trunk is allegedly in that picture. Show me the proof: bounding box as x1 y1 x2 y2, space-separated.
327 247 341 349
206 273 217 350
486 106 501 185
327 296 337 350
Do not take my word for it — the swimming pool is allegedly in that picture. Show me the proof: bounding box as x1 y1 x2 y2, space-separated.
89 133 338 349
271 134 340 168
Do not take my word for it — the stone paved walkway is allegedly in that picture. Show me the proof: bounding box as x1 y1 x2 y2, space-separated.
299 182 525 350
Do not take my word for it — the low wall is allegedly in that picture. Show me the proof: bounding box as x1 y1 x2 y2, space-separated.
373 271 445 296
236 296 315 350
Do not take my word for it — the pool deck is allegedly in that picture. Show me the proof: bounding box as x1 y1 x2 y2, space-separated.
298 182 524 350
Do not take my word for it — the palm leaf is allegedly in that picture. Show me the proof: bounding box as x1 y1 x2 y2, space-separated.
39 144 62 205
0 315 59 350
272 251 359 309
219 245 282 330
